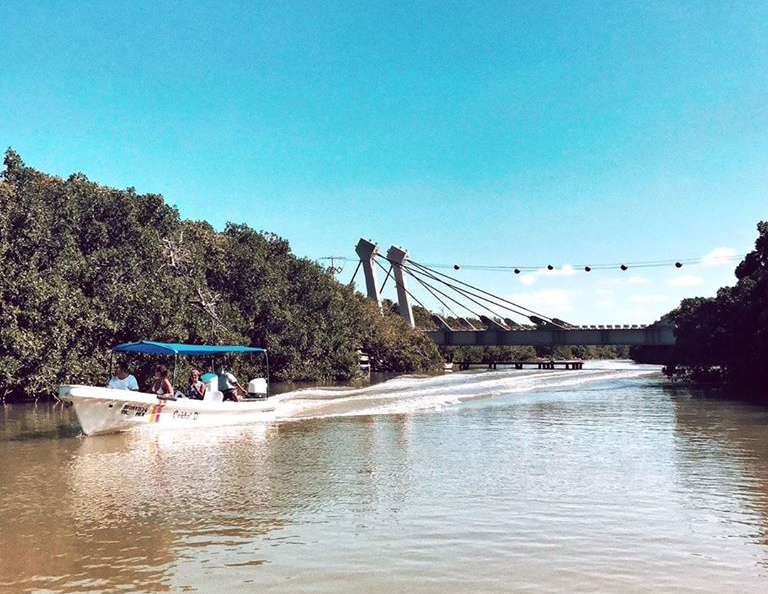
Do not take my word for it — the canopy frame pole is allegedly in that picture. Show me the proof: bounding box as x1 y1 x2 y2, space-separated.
264 351 270 394
108 351 113 385
172 354 178 388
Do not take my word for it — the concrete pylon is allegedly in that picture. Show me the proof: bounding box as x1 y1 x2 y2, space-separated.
386 245 416 328
354 238 381 308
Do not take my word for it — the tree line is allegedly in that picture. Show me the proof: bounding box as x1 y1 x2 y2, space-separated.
0 150 441 401
1 149 690 403
404 303 630 361
631 221 768 392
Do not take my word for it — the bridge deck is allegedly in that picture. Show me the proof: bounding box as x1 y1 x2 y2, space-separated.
452 360 585 370
427 324 676 347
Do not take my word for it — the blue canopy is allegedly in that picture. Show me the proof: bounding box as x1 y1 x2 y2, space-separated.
113 341 266 356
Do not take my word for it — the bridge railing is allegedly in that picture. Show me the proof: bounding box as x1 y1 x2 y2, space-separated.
426 323 676 347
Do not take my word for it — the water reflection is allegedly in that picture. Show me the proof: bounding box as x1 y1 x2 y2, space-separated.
668 385 768 550
3 369 768 593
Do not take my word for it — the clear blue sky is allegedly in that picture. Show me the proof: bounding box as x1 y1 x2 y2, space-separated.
1 1 766 323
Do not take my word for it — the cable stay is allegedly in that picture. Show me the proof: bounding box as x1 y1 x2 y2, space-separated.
375 255 488 321
351 237 679 345
372 258 429 311
375 253 560 327
401 262 527 322
401 267 462 319
347 260 362 287
398 264 488 320
405 258 561 324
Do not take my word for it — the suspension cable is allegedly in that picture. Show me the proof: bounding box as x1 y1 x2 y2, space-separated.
399 264 484 319
408 259 557 321
373 258 429 311
347 260 361 286
402 268 460 317
379 264 393 294
403 261 537 321
382 255 550 322
399 262 520 321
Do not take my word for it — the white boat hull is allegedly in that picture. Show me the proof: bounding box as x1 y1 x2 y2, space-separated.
59 385 277 436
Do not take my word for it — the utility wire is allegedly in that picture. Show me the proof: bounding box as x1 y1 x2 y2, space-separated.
331 254 742 272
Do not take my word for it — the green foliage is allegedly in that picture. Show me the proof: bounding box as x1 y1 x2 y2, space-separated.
0 150 440 400
439 344 628 363
636 222 768 390
356 299 442 372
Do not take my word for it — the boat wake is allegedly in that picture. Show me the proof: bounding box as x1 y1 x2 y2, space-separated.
270 362 662 420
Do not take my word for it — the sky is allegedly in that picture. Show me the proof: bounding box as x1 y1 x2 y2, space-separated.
1 1 766 324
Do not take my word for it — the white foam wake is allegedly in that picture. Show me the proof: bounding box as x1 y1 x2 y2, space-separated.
269 362 662 420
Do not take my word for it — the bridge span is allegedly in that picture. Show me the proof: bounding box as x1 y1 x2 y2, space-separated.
352 238 677 347
427 324 676 347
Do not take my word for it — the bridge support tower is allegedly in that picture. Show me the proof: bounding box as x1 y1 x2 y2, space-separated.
386 245 416 328
354 238 381 308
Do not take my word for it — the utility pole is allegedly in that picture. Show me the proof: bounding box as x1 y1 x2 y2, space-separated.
320 256 345 276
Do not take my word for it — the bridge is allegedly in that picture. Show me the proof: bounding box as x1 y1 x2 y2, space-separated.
351 238 676 347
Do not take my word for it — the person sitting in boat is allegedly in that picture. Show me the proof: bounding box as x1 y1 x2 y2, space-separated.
151 364 174 399
107 361 139 391
185 368 206 400
215 363 246 402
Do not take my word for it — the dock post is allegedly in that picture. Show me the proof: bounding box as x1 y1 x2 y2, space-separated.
386 245 416 328
355 238 382 308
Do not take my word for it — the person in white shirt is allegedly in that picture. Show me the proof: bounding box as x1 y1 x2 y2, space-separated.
215 363 246 402
107 361 139 390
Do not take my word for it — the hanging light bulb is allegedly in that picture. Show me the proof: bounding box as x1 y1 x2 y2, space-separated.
453 264 460 270
675 262 682 268
620 264 628 271
584 266 591 272
514 268 521 274
547 264 554 271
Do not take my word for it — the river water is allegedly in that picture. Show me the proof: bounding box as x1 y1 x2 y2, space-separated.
2 361 768 593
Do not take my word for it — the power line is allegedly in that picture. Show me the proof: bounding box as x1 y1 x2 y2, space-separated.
330 253 743 272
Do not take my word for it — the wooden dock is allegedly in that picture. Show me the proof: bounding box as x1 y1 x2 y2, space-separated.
451 360 585 371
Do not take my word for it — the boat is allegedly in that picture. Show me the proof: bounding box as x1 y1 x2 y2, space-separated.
59 341 276 436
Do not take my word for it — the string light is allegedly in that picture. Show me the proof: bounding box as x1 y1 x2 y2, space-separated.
330 253 743 273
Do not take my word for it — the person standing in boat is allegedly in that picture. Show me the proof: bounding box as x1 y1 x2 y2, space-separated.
107 361 139 390
151 364 174 399
215 363 246 402
186 368 206 400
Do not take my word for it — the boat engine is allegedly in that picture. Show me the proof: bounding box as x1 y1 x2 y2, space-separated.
247 378 268 399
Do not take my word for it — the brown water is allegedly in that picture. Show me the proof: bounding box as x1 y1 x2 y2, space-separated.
2 363 768 593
